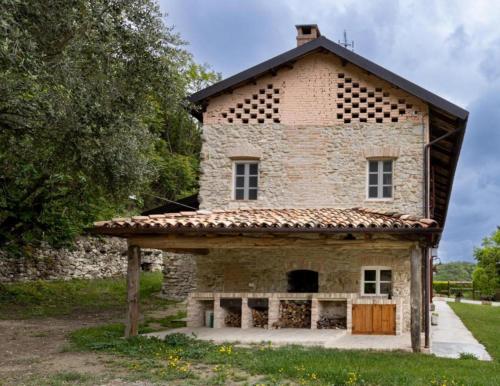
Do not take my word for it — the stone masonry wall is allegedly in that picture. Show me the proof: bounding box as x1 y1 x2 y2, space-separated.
199 120 425 215
0 236 164 282
194 247 412 332
198 52 427 216
162 253 197 300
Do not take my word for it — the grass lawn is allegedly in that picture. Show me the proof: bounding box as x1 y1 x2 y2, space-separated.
68 303 500 386
448 302 500 360
3 273 499 385
0 271 173 318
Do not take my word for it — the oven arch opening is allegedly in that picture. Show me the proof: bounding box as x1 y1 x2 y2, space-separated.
287 269 319 293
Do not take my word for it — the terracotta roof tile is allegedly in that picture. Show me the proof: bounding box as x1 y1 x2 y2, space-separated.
92 208 439 236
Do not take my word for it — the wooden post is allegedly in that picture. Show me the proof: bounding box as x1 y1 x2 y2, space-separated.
411 247 422 352
424 247 430 349
125 244 141 338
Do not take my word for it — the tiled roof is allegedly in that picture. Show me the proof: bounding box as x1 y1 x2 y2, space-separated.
92 208 439 235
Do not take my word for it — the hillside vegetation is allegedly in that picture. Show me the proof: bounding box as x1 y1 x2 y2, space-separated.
434 261 475 281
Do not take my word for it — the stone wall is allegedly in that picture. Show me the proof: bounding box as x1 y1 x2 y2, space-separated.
199 121 425 216
0 236 160 282
162 253 197 300
194 246 412 331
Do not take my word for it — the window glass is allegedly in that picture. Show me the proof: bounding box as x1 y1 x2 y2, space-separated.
380 270 392 281
364 270 376 281
362 268 392 295
380 282 391 294
248 189 258 200
364 283 376 294
383 186 392 198
235 189 244 200
367 160 393 199
236 176 245 188
249 163 258 175
236 164 245 175
249 176 258 188
234 162 258 200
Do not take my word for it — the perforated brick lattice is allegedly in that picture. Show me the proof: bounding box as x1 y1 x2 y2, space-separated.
220 84 280 124
334 73 418 124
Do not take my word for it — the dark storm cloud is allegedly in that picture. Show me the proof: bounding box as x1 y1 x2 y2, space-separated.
160 0 500 261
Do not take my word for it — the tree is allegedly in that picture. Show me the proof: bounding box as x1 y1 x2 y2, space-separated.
473 228 500 296
0 0 217 250
472 267 496 299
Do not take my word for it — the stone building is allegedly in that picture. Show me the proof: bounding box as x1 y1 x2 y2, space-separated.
94 25 468 351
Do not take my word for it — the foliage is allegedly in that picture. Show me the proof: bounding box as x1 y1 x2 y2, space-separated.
474 228 500 291
434 262 476 281
0 271 171 318
472 267 496 299
0 0 218 250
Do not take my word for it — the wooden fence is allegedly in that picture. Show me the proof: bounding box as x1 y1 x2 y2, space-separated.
432 281 478 299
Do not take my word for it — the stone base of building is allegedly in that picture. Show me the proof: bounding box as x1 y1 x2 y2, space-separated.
187 292 403 335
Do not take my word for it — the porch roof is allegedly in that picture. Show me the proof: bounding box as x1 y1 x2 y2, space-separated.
92 207 439 237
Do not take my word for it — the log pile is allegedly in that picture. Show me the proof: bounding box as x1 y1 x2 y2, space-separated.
274 301 311 328
316 316 347 329
252 308 268 328
224 310 241 327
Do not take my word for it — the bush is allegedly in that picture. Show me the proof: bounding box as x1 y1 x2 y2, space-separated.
473 267 496 299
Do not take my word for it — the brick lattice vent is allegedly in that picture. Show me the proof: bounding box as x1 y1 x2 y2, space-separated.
220 84 281 124
335 73 418 124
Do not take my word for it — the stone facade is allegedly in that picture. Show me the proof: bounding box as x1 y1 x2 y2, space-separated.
199 121 425 215
193 246 412 332
162 253 197 300
0 236 161 282
190 50 429 334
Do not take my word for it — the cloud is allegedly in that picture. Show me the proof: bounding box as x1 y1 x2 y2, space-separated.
160 0 500 261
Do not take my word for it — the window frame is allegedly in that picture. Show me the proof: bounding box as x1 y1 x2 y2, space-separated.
366 159 394 200
233 161 259 201
360 266 393 296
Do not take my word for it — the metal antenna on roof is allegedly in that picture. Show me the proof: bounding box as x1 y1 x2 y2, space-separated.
338 30 354 51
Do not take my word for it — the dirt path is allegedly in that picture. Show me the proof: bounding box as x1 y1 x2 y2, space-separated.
0 313 125 385
0 303 196 385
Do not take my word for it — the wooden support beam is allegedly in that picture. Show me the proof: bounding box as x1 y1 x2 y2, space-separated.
125 245 141 338
127 234 417 251
410 247 422 352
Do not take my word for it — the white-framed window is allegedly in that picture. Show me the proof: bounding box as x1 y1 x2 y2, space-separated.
361 266 392 296
233 161 259 200
367 159 393 199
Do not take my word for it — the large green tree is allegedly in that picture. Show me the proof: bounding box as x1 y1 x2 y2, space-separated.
473 227 500 296
0 0 217 250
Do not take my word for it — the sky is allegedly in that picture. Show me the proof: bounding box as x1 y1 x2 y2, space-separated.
159 0 500 263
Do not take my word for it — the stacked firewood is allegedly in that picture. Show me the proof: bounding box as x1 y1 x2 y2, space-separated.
275 301 311 328
252 308 268 328
224 310 241 327
316 316 347 329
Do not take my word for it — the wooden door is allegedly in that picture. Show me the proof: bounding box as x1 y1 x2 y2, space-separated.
352 304 396 335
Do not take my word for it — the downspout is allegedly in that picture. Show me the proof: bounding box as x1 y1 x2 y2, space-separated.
423 123 465 349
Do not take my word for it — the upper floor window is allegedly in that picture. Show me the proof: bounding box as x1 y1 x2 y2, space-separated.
361 267 392 295
234 162 258 200
367 160 393 199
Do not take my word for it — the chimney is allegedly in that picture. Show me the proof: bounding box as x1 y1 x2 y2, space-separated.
295 24 321 46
